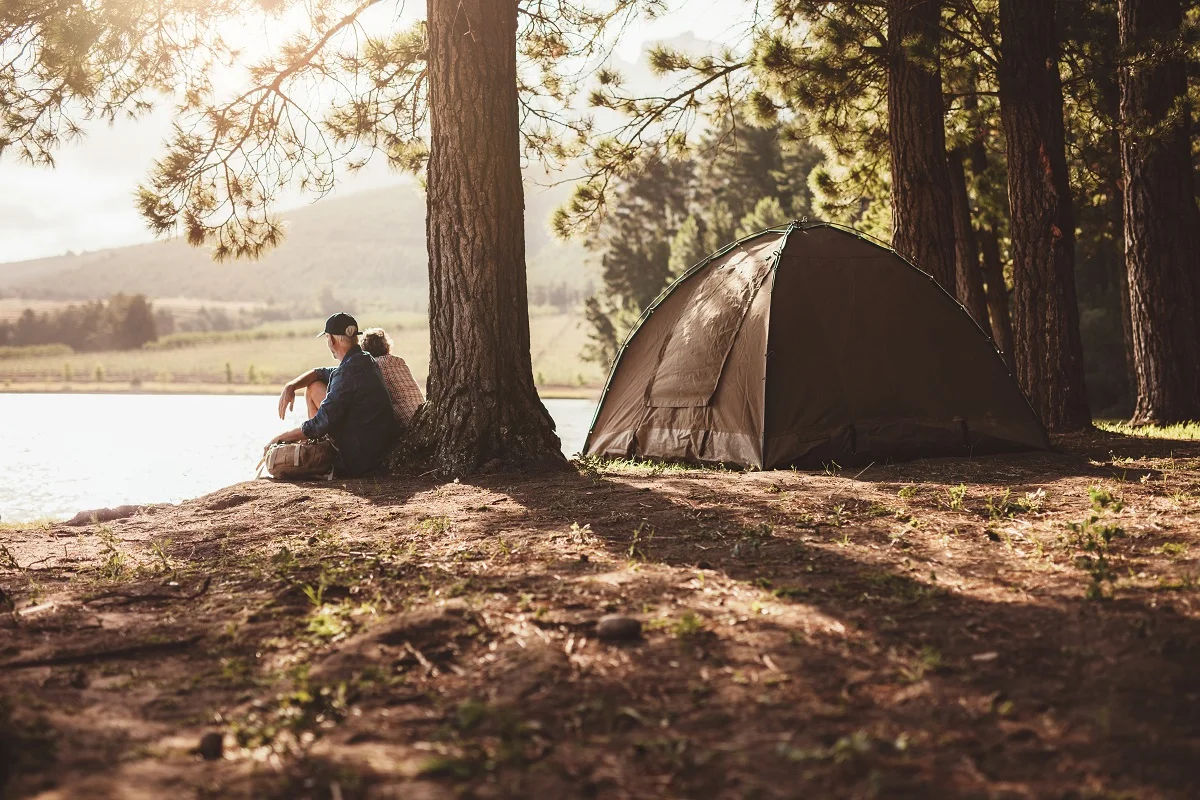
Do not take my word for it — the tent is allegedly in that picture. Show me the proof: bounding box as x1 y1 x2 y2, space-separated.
583 221 1049 469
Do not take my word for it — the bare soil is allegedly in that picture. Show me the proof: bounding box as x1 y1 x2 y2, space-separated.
2 431 1199 799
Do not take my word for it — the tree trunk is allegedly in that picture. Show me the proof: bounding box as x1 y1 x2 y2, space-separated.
963 95 1015 365
1118 0 1200 423
946 146 990 329
1087 30 1138 410
422 0 566 474
976 221 1015 366
997 0 1091 431
887 0 957 293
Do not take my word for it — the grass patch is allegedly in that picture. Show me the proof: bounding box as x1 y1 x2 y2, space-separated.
1064 515 1125 600
945 484 968 511
1160 542 1189 558
229 673 352 755
415 516 452 537
1095 420 1200 440
1088 485 1124 513
575 454 706 476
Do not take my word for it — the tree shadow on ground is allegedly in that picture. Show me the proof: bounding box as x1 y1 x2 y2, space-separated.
458 447 1200 798
4 435 1200 799
804 431 1200 491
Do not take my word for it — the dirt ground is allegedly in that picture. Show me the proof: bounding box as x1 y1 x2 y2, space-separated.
2 431 1199 799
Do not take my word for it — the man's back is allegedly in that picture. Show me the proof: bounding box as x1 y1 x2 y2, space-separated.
301 346 399 476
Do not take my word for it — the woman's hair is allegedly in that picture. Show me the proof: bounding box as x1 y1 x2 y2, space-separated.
361 327 392 357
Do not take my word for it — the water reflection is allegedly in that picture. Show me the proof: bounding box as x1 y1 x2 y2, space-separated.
0 394 595 523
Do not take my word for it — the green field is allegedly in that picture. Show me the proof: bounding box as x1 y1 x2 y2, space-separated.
0 307 606 392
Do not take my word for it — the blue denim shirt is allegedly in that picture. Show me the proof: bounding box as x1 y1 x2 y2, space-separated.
301 345 400 476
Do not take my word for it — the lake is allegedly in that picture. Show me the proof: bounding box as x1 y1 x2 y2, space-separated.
0 394 597 523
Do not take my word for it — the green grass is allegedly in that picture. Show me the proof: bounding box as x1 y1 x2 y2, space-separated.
1095 420 1200 440
0 308 604 389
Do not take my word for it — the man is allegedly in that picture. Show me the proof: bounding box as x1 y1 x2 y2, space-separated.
269 312 399 477
360 327 424 425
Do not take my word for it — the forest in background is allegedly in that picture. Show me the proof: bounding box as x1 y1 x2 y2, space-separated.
575 1 1199 423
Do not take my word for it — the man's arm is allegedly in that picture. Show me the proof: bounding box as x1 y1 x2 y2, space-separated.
278 367 330 419
300 368 353 441
267 368 340 448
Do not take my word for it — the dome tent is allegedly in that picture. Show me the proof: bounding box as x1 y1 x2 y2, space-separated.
583 221 1049 469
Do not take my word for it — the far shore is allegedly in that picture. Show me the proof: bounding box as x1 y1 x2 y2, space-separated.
0 380 601 400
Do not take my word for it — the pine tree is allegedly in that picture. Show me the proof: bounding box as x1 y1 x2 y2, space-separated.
998 0 1091 431
117 294 159 350
579 118 825 368
420 0 564 472
735 197 787 238
2 0 656 472
886 0 957 292
589 158 694 310
946 146 990 329
1118 0 1200 423
1060 1 1135 414
668 215 708 277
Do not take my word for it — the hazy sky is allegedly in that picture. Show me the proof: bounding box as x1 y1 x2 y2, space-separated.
0 0 754 265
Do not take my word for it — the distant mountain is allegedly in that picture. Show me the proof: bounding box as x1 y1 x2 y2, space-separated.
0 180 597 311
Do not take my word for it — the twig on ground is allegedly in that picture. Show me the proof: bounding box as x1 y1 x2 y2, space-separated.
404 640 438 676
0 545 23 571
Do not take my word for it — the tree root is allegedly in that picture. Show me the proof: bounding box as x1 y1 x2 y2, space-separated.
0 634 203 670
82 576 212 606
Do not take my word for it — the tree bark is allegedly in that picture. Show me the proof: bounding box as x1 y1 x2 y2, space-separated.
998 0 1091 431
1118 0 1200 423
422 0 566 473
946 146 990 329
963 95 1015 365
887 0 958 293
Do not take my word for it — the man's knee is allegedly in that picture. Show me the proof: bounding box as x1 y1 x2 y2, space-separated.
306 381 328 417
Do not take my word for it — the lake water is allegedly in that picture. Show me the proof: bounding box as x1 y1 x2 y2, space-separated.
0 394 597 523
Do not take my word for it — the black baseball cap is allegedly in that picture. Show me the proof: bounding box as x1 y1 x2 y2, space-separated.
318 312 360 338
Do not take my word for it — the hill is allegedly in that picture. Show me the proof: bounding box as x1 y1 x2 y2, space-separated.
0 180 597 311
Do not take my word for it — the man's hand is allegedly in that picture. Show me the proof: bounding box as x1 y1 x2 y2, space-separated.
265 427 305 453
278 384 296 420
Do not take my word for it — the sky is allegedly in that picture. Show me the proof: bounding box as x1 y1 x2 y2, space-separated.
0 0 756 265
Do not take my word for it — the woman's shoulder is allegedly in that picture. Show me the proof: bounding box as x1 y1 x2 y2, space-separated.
378 353 410 367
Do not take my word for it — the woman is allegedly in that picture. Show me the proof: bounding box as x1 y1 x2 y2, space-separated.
360 327 425 425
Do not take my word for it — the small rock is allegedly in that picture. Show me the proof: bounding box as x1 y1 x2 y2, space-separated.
65 504 141 527
198 732 223 761
696 561 713 570
596 615 641 642
578 554 589 563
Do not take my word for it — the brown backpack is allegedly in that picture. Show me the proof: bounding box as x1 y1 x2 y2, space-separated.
258 438 337 479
